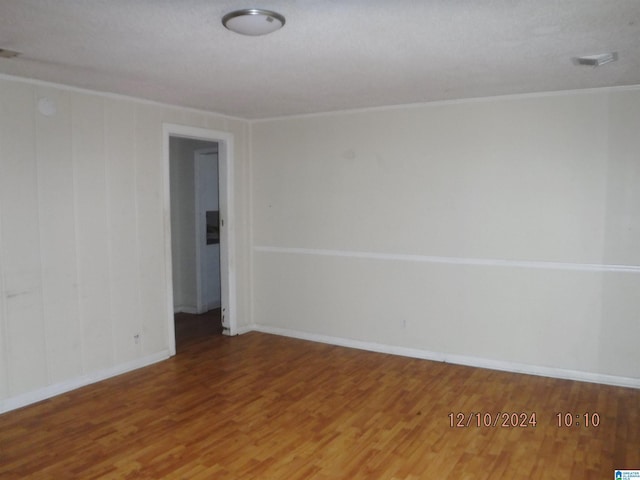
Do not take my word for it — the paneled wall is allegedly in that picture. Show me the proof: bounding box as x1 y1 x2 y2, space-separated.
251 88 640 384
0 76 250 411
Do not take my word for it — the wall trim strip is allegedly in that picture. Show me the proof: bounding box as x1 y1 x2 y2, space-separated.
250 324 640 389
254 245 640 274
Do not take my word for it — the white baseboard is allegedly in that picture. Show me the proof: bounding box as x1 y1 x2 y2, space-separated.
174 304 222 315
174 305 198 314
251 325 640 390
235 324 255 335
4 326 635 415
0 350 171 414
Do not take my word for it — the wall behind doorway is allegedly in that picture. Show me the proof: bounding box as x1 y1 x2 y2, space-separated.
169 137 219 313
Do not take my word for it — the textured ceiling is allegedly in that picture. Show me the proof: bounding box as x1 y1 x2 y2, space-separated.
0 0 638 119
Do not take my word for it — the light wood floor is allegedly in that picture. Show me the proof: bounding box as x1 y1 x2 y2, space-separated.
0 330 638 479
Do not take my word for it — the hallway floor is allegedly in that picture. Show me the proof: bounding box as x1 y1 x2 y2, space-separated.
174 309 222 352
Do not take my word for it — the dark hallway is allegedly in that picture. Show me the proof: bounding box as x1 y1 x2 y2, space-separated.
174 309 223 352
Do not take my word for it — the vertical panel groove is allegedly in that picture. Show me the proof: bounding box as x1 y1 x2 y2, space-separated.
70 96 85 375
32 89 51 385
104 98 116 368
0 102 8 399
133 105 143 356
247 122 255 326
0 221 7 400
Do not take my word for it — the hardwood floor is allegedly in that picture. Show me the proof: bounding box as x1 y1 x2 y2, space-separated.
0 331 638 479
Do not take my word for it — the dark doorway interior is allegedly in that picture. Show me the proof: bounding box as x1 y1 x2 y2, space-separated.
174 308 223 352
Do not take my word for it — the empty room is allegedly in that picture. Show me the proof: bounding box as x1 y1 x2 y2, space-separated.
0 1 639 478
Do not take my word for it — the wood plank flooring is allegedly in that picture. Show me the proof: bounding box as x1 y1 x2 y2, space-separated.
0 330 638 479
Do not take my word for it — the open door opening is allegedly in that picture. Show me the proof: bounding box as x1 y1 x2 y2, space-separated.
163 124 236 356
170 139 221 349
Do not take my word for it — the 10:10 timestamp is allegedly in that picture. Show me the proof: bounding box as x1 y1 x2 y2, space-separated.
556 412 600 427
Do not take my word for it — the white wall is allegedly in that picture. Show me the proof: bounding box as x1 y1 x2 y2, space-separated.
250 88 640 384
0 76 251 412
169 137 217 312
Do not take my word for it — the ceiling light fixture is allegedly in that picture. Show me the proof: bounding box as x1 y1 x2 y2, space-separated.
222 8 285 36
573 52 618 67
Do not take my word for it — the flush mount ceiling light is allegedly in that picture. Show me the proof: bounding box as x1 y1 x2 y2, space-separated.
573 52 618 67
222 8 285 36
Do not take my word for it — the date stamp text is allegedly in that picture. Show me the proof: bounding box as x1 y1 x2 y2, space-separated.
448 412 537 428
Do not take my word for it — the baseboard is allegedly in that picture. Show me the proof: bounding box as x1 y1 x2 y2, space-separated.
174 304 221 315
0 350 171 414
235 324 256 335
251 325 640 390
174 305 198 314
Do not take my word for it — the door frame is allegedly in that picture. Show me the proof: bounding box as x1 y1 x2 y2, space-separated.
163 124 237 356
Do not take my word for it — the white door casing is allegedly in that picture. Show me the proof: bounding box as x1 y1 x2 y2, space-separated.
163 124 236 355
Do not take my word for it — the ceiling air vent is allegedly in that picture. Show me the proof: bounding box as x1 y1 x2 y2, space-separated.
573 52 618 67
0 49 20 58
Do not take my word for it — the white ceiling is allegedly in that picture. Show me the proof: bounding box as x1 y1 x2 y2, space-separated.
0 0 638 119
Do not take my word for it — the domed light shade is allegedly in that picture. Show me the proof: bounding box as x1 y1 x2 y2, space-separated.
222 9 285 36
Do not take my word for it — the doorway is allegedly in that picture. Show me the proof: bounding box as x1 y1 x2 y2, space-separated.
163 124 236 356
194 147 221 314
